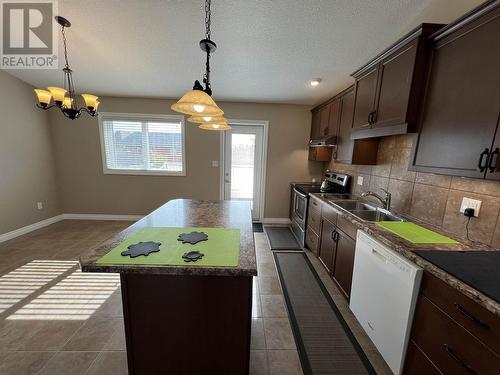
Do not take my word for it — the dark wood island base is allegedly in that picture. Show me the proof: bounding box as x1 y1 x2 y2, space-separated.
121 273 252 374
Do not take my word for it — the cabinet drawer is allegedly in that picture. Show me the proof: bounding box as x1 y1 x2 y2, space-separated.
403 340 441 375
336 215 358 239
411 295 500 375
321 204 338 224
421 271 500 355
305 227 319 255
309 195 322 213
308 207 321 234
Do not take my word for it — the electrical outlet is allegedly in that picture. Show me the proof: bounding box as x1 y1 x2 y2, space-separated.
357 176 364 186
37 202 43 210
211 160 219 168
460 197 481 217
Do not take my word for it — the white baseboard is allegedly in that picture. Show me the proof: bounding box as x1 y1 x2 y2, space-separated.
0 215 64 243
0 213 143 244
262 218 291 226
61 213 143 221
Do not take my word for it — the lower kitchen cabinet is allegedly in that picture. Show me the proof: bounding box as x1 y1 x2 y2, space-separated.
331 229 356 299
318 218 336 274
404 271 500 374
305 226 319 255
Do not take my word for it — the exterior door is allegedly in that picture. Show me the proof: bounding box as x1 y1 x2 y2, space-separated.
223 124 265 221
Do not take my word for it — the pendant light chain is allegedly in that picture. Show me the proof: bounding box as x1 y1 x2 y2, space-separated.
205 0 211 40
61 25 70 69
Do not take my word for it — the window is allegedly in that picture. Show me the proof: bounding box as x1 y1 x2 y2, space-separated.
98 113 185 176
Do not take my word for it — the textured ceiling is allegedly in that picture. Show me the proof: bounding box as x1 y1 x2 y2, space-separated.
5 0 483 105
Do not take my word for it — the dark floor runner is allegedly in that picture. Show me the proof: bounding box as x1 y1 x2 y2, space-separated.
274 252 375 375
253 222 264 233
265 227 302 250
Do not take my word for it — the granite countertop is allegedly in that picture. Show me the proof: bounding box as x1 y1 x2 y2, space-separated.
310 193 500 317
79 199 257 277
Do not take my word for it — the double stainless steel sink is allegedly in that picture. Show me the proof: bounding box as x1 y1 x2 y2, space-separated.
318 194 405 222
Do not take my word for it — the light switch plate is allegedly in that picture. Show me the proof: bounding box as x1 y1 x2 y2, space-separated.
37 202 43 210
357 176 364 186
211 160 219 168
460 197 481 217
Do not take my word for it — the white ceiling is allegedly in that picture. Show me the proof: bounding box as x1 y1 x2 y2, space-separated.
6 0 483 105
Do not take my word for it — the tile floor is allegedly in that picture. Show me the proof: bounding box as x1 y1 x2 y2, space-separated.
0 220 389 374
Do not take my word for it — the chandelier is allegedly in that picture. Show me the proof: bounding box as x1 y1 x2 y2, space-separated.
34 16 99 120
171 0 230 131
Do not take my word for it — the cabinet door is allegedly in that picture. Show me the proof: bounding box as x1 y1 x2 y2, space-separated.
352 66 379 130
327 99 341 137
412 10 500 178
336 89 355 163
374 40 417 128
332 230 356 299
318 219 336 274
310 109 321 140
319 105 331 137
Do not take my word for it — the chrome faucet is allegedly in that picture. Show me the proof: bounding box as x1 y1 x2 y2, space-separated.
361 189 392 211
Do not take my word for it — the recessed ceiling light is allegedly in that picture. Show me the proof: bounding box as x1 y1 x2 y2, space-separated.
309 78 321 87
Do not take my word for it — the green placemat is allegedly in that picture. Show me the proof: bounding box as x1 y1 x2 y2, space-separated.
376 222 459 244
97 227 240 267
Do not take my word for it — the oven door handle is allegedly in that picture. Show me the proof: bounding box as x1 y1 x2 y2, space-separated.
293 188 308 199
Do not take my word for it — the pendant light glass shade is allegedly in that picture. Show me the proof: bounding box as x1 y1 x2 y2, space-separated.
34 89 53 107
63 96 74 109
187 115 227 124
171 89 224 116
199 122 231 131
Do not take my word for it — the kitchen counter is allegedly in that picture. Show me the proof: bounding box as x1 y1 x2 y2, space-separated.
310 193 500 317
80 199 257 277
80 199 255 375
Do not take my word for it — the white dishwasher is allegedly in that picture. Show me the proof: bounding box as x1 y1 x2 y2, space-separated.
350 231 422 375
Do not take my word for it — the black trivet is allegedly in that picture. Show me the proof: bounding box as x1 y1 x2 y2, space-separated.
178 231 208 245
121 241 161 258
182 251 205 262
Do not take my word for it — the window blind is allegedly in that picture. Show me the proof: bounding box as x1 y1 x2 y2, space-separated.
101 116 184 174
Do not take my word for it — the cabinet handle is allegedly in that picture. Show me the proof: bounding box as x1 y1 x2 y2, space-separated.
368 111 373 125
454 303 489 328
332 231 339 242
478 148 489 172
488 148 499 173
372 110 377 124
442 344 476 374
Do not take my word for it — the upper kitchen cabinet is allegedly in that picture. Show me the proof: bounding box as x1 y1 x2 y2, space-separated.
310 99 339 140
411 1 500 179
335 86 379 165
351 23 444 140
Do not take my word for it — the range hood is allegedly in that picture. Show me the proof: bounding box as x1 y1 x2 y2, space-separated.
309 135 337 147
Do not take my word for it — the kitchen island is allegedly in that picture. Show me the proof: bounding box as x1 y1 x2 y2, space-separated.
80 199 257 375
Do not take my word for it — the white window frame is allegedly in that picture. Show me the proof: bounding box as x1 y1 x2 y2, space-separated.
98 112 186 176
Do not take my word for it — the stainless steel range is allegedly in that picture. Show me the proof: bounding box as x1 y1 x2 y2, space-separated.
290 172 351 247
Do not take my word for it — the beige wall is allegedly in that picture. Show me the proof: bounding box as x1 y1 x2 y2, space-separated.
0 70 60 234
328 135 500 247
50 96 323 218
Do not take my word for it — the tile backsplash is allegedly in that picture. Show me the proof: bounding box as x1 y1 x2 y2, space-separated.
327 135 500 248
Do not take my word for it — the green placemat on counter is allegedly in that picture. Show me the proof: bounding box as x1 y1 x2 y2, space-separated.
97 227 240 267
376 222 459 244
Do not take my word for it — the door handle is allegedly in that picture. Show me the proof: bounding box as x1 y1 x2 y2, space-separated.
488 148 499 173
454 303 489 328
478 148 489 172
225 179 231 183
442 344 476 374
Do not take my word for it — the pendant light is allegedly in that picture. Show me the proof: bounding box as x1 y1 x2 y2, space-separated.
171 0 229 130
34 16 99 120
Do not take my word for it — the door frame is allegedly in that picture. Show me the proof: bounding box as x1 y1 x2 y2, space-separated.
219 119 269 222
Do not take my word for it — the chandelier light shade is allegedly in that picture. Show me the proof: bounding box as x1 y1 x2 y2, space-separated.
187 115 227 124
171 88 223 117
34 16 99 120
171 0 229 130
199 122 231 131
